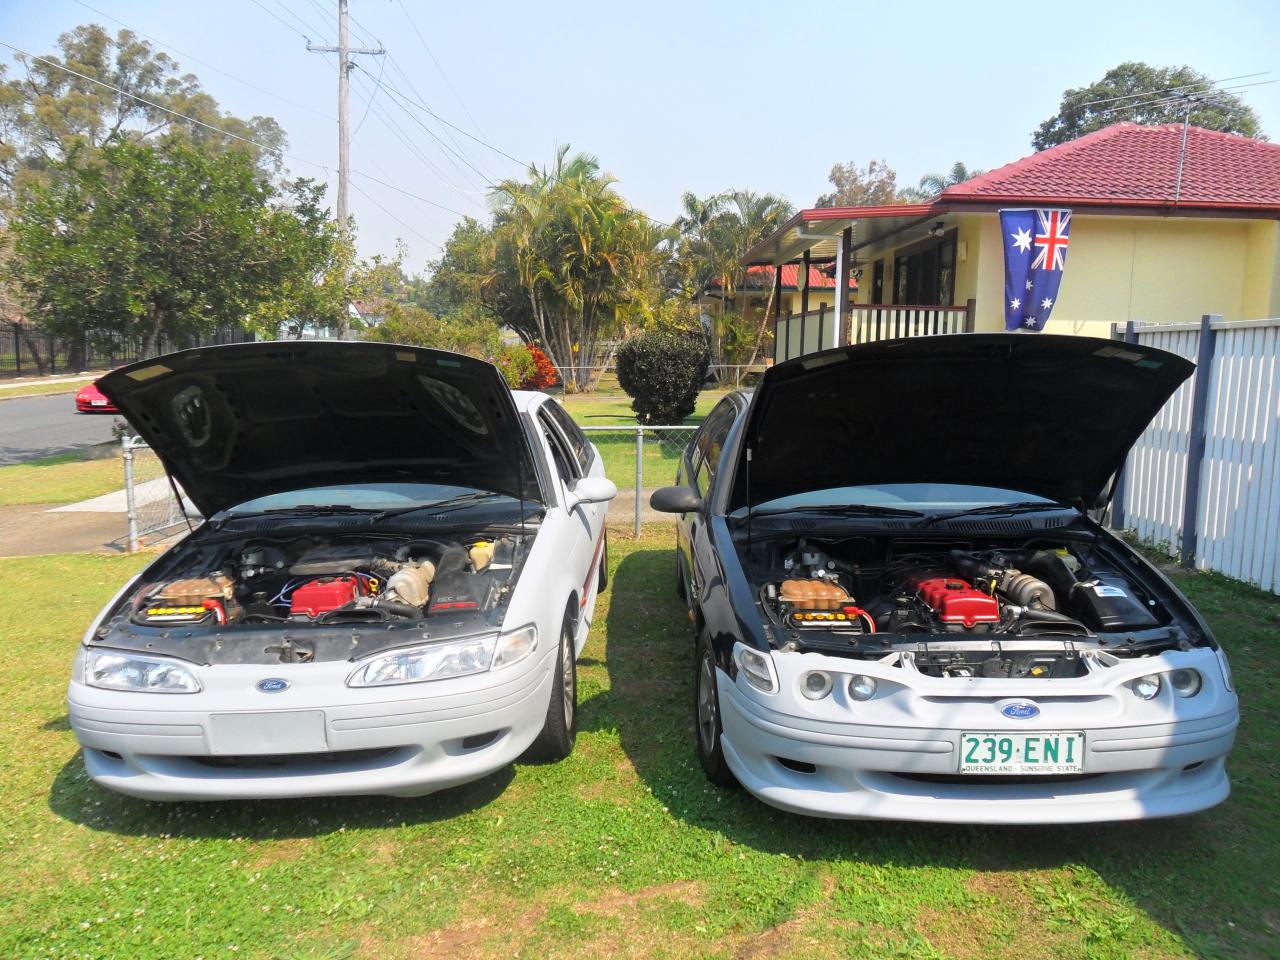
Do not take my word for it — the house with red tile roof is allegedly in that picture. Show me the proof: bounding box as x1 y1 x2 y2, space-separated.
746 122 1280 349
699 263 857 333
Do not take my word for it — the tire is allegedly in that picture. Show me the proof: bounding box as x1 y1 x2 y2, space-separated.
525 613 578 762
675 551 688 601
597 533 608 592
694 631 737 788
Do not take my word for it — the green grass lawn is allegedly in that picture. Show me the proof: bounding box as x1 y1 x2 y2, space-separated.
1 537 1277 959
0 451 124 506
0 375 99 399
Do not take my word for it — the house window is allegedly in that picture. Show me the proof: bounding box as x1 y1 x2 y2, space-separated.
892 231 957 306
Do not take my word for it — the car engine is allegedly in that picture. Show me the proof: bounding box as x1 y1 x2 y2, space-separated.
128 533 522 629
755 537 1170 677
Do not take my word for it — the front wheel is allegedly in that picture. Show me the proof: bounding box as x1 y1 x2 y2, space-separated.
525 614 578 762
694 631 737 787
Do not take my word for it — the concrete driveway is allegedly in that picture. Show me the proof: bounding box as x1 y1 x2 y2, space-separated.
0 394 118 464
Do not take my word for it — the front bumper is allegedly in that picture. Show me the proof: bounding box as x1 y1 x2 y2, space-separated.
67 644 556 801
718 647 1238 824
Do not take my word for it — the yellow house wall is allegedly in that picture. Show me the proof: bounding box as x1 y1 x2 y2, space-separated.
925 213 1278 335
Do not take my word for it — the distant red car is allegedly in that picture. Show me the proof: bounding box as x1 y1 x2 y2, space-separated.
75 381 117 413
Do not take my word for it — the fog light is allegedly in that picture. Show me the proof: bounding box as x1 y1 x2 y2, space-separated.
1169 668 1203 698
1131 673 1161 701
801 670 833 700
847 674 877 701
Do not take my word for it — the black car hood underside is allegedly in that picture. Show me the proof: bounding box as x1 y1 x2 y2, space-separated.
98 341 542 517
728 334 1193 510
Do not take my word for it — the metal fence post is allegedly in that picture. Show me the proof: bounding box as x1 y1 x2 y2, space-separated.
123 436 139 553
1180 314 1220 568
634 427 643 537
1109 320 1138 530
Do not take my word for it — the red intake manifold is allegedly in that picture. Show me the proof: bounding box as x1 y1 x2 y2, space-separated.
914 576 1001 628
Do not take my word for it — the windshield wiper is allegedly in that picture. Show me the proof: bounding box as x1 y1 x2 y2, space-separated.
750 503 926 519
371 492 507 523
917 500 1070 528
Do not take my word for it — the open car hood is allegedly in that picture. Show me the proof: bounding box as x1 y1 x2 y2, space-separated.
98 341 542 517
728 334 1193 511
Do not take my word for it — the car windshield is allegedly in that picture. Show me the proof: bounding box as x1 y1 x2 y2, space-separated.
228 482 519 515
752 483 1059 513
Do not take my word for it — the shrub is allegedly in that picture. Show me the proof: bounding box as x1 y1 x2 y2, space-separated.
363 304 531 388
615 330 709 425
521 345 559 390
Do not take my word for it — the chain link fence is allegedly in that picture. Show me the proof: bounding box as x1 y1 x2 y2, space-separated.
120 426 697 549
122 436 193 551
580 426 698 534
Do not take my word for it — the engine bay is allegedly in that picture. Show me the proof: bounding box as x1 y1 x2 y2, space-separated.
127 533 521 630
748 534 1191 677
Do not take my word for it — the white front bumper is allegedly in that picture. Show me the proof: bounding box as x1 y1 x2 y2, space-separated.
67 644 556 801
718 647 1238 824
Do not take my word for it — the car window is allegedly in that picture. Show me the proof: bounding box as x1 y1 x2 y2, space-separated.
692 400 736 495
542 399 592 472
537 408 580 484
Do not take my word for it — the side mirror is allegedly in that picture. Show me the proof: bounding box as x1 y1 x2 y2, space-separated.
650 485 702 514
569 476 617 507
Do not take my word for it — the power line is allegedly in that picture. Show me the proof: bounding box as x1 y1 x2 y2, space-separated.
273 0 331 41
1078 71 1270 109
394 0 488 141
245 0 313 40
74 0 333 121
350 178 439 248
382 54 496 182
0 39 470 219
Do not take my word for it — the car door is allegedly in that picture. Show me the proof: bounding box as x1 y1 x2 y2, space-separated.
678 398 738 608
535 400 607 640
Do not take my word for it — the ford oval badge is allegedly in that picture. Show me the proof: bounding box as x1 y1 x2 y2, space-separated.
256 678 290 693
1000 701 1040 720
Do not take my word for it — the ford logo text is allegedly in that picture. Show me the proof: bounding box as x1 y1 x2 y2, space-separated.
256 678 291 693
1000 701 1040 720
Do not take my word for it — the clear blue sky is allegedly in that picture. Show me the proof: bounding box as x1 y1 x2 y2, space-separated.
4 0 1279 272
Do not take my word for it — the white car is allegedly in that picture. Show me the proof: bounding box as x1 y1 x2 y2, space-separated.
67 341 615 801
651 334 1239 824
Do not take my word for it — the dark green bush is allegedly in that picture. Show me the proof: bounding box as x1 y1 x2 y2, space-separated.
615 330 709 424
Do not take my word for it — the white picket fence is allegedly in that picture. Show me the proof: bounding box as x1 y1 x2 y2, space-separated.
1114 316 1280 593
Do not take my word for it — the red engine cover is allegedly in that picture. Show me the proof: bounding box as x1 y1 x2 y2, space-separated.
914 577 1000 627
290 575 361 617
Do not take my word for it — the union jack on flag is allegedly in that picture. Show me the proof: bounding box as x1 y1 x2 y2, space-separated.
1000 207 1072 332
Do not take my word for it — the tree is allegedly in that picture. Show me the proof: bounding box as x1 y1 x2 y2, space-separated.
491 146 660 391
0 23 285 195
1033 62 1264 150
899 162 985 202
815 159 903 208
6 138 336 355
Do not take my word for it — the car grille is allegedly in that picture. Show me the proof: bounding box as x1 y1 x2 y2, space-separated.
187 747 402 770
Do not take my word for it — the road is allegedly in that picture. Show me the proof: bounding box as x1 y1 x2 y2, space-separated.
0 393 118 464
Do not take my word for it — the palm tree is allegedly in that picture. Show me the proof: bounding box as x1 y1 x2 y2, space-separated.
900 162 984 202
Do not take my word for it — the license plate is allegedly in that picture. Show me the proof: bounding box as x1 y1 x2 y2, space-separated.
91 399 107 406
210 711 327 755
959 731 1084 774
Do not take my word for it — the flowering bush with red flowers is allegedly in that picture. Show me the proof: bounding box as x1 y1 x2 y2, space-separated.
520 345 560 390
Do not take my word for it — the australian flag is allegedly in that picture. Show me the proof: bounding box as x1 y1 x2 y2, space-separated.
1000 208 1071 332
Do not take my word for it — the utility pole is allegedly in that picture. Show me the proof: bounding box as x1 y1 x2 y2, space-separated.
307 0 384 338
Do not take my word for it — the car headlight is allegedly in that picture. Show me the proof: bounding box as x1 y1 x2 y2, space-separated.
1130 673 1162 701
81 648 201 693
348 634 498 687
1169 668 1203 698
847 674 878 701
800 670 833 700
733 644 777 694
492 624 538 669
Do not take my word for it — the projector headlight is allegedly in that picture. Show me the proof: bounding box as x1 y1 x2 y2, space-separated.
81 648 201 693
1169 668 1203 698
1130 673 1162 701
801 670 833 701
348 634 497 687
847 674 878 701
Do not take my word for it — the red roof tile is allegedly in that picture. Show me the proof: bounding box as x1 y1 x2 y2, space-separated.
941 122 1280 211
707 264 857 292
